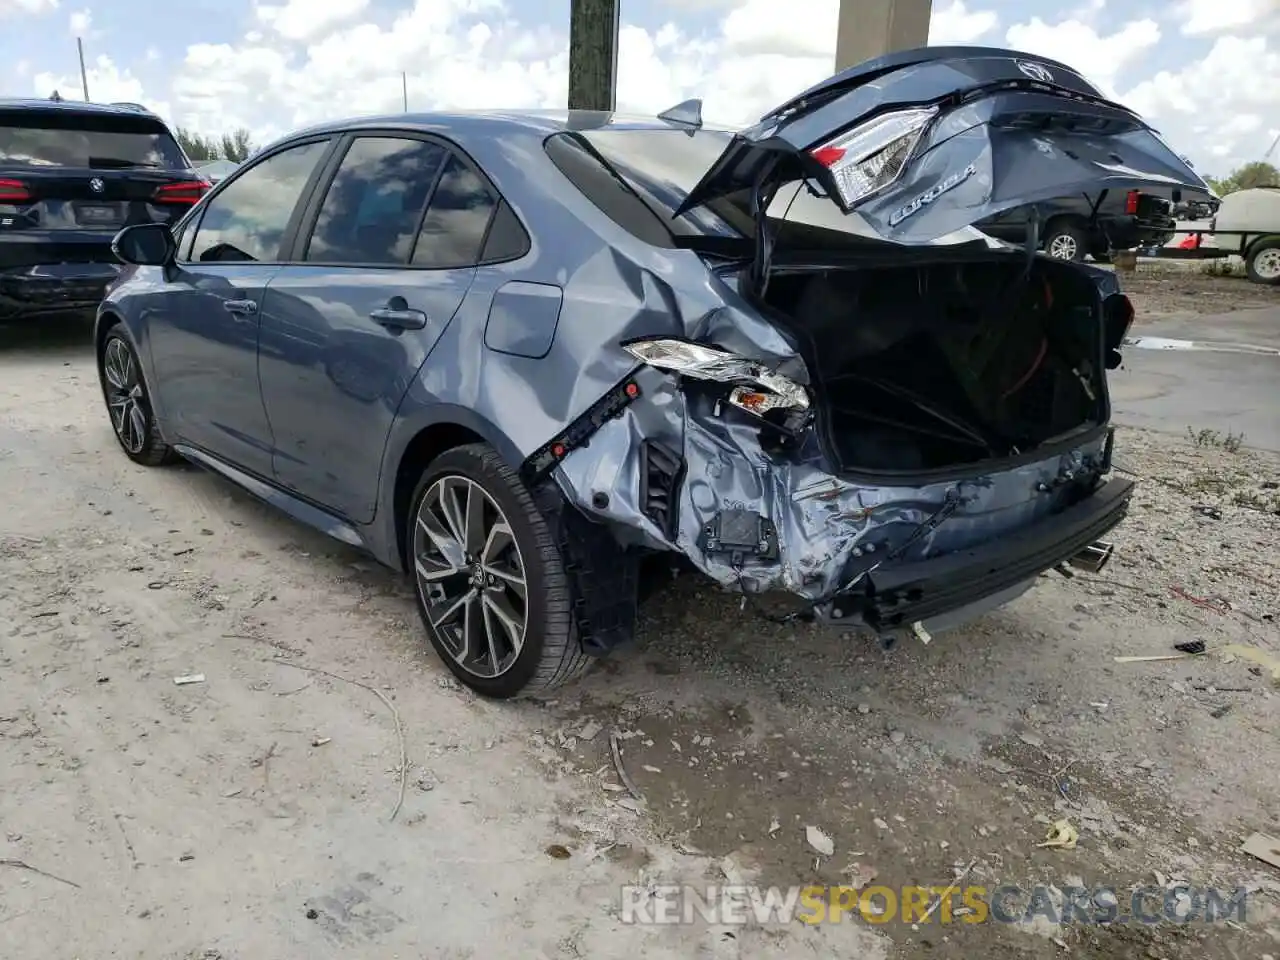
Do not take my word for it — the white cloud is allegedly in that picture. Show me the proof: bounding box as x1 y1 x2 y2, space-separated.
0 0 58 15
33 54 173 121
1005 15 1161 98
255 0 370 42
1121 34 1280 174
929 0 999 43
68 6 89 33
20 0 1277 178
1176 0 1278 36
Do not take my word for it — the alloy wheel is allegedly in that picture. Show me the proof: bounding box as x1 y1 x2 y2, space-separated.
412 475 528 679
1048 234 1078 260
1254 248 1280 281
103 338 148 455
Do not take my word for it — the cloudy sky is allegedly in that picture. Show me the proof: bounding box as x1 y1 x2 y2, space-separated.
2 0 1277 178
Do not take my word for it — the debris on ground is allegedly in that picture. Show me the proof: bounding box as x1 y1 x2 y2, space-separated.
1222 644 1280 684
0 858 80 888
1173 639 1207 655
609 732 645 805
840 861 877 890
173 673 206 685
1037 820 1079 851
1241 833 1280 871
806 825 835 857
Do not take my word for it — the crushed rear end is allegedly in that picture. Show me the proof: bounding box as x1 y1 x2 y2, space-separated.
538 46 1208 643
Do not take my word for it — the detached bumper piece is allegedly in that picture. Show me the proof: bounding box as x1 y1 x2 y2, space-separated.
827 478 1134 631
521 374 643 485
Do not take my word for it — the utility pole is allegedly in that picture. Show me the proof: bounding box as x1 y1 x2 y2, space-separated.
77 37 90 101
835 0 932 71
567 0 620 111
402 72 408 112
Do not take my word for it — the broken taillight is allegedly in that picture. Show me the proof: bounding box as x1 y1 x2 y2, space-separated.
621 337 810 412
808 107 937 212
153 180 211 205
0 178 32 204
1124 189 1140 215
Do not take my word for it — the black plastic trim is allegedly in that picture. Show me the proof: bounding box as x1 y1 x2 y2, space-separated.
521 372 643 484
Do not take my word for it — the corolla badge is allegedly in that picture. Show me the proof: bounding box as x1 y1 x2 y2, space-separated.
1016 60 1054 83
887 163 979 227
88 177 105 193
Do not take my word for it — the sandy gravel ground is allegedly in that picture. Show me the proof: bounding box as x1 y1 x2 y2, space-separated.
2 295 1277 959
1117 266 1275 321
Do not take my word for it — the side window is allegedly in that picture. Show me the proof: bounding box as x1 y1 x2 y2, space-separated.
411 155 497 269
188 140 328 263
305 137 447 265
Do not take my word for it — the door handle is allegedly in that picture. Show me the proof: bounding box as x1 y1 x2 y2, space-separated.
369 304 428 330
223 298 258 316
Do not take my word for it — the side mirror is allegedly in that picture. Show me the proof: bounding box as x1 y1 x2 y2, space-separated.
112 223 176 267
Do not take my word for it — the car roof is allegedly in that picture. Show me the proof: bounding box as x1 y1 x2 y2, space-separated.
270 108 738 154
0 97 162 119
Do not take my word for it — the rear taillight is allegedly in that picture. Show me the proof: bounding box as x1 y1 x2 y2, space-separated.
0 178 32 204
808 107 938 212
153 180 211 205
1125 189 1140 215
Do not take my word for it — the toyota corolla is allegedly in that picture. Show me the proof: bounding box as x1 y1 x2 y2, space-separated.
95 46 1208 697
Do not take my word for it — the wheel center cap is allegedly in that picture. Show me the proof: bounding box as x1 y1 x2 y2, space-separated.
469 564 485 588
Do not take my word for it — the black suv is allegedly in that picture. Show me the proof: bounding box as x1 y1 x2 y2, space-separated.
1 97 209 324
976 189 1177 262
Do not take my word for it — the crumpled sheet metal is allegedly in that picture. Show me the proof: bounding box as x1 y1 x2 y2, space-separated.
553 318 1110 606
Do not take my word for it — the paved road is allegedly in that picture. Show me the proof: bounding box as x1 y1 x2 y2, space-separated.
1110 306 1279 451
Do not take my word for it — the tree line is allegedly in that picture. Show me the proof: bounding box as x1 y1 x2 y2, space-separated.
1205 161 1278 196
175 127 255 163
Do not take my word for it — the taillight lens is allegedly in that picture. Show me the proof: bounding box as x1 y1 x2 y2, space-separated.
0 178 32 204
1125 189 1140 215
153 180 211 205
621 337 810 412
808 107 937 212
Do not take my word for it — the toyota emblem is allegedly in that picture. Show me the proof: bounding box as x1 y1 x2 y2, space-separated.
89 177 105 193
1016 60 1054 84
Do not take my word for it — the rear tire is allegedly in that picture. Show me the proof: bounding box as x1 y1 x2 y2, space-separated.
97 329 177 466
1245 239 1280 285
407 443 588 699
1043 221 1090 262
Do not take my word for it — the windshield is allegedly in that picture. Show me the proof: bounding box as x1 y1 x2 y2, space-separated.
0 109 188 170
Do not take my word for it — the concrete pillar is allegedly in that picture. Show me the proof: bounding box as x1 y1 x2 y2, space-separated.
835 0 933 72
568 0 621 112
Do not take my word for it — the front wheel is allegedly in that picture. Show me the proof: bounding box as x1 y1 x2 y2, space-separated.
407 443 588 699
1245 239 1280 285
98 330 176 466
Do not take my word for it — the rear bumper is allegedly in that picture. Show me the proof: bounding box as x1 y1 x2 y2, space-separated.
1105 215 1176 250
817 477 1134 632
0 263 120 319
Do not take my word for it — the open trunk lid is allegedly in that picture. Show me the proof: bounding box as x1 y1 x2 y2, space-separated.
676 46 1209 251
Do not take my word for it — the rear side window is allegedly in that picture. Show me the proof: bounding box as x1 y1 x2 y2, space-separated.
188 139 329 263
0 108 188 170
411 155 497 268
305 136 447 264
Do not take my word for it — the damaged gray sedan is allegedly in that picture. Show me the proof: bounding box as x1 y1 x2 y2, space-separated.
98 46 1209 698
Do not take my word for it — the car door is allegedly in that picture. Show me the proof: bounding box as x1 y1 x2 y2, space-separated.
258 133 500 523
146 137 334 476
